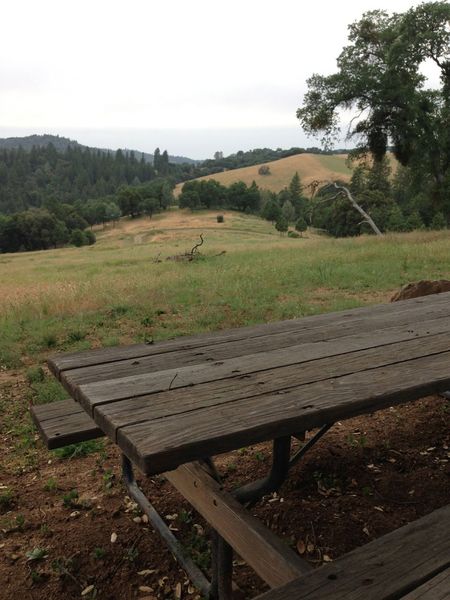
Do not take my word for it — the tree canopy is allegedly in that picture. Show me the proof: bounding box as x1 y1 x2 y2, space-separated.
297 2 450 210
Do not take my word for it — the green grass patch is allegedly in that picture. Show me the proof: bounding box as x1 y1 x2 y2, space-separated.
54 439 105 460
28 378 69 406
0 487 15 512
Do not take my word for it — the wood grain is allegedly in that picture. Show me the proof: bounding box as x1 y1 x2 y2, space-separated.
401 568 450 599
77 317 450 411
60 300 450 393
166 463 311 588
30 400 104 449
118 350 450 474
49 292 450 376
254 504 450 599
93 329 450 439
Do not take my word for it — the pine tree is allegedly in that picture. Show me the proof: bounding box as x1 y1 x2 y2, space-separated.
275 215 288 235
261 197 281 223
289 172 303 200
282 200 296 224
153 148 161 171
160 150 170 175
295 216 307 236
406 211 424 231
430 211 447 230
386 205 407 232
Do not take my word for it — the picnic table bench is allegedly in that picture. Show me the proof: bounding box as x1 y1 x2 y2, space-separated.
31 292 450 598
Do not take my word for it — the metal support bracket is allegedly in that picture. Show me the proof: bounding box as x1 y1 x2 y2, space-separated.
122 423 334 599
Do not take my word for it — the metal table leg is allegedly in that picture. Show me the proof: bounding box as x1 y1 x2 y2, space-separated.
122 424 334 598
122 454 211 597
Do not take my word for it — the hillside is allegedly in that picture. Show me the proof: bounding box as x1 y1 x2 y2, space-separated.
0 134 197 165
1 208 450 599
176 153 353 195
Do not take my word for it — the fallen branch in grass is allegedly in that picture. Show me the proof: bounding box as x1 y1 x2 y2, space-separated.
157 234 226 262
189 233 204 256
165 233 205 262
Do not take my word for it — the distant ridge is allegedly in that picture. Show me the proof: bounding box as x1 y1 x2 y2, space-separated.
0 133 198 165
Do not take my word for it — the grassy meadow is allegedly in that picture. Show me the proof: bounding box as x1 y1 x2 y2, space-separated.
1 208 450 383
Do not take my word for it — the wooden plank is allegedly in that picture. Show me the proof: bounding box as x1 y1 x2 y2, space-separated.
254 504 450 600
401 567 450 599
30 400 104 449
49 292 450 375
94 329 450 439
166 462 311 588
76 318 450 411
117 350 450 474
61 307 450 394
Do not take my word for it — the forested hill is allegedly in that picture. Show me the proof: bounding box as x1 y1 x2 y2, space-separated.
0 134 80 152
0 144 159 214
0 134 197 165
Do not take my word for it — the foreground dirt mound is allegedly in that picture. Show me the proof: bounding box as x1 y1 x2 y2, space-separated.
391 279 450 302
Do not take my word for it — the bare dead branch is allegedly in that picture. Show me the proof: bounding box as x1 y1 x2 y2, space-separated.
325 181 383 235
190 233 204 256
330 182 383 235
312 181 383 235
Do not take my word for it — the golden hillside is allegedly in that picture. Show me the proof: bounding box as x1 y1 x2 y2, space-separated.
176 153 353 195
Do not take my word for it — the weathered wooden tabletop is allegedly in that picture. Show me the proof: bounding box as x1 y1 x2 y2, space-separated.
49 292 450 475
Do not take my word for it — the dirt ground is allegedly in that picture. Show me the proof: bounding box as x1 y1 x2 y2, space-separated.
1 380 449 600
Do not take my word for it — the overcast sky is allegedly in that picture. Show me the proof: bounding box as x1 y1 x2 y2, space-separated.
0 0 438 158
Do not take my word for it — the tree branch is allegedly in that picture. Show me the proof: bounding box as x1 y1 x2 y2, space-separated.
329 182 383 235
189 233 204 256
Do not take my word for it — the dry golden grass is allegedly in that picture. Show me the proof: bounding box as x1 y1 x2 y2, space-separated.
175 153 353 195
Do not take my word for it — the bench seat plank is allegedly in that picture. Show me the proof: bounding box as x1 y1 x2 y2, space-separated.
30 400 104 449
255 504 450 599
401 567 450 599
30 400 310 588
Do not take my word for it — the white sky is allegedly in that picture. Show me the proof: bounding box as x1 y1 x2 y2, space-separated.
0 0 438 158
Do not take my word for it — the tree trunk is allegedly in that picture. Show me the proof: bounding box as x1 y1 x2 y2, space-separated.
332 183 383 236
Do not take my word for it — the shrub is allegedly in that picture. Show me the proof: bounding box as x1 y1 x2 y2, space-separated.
295 216 308 235
84 230 96 245
216 215 224 223
430 212 447 230
70 229 86 247
258 165 271 175
0 487 15 512
386 205 407 232
275 215 288 234
288 230 300 238
26 366 45 384
405 211 424 231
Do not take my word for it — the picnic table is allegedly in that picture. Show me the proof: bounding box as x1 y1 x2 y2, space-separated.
33 291 450 599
